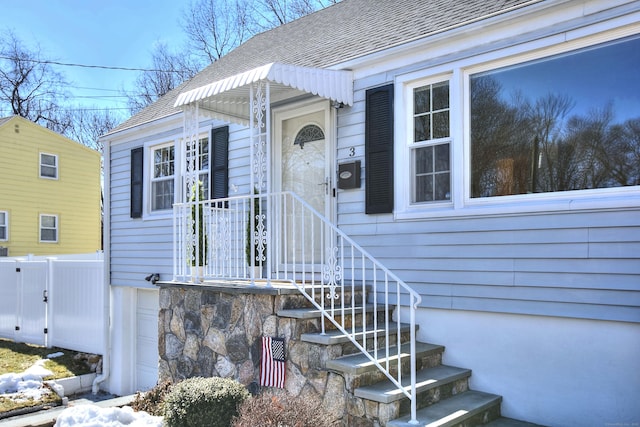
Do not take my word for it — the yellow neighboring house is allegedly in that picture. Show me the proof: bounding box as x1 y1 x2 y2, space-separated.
0 115 101 256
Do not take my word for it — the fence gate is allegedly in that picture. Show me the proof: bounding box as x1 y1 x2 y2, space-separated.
0 260 48 345
0 261 19 339
0 253 105 354
16 260 48 345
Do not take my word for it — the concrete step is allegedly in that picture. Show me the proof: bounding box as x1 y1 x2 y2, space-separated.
355 364 471 404
275 285 368 310
300 322 413 346
387 390 502 427
326 341 443 375
277 304 385 320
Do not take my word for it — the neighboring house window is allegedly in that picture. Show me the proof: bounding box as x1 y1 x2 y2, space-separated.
40 214 58 242
411 80 451 203
151 144 175 211
40 153 58 179
469 35 640 198
0 211 7 241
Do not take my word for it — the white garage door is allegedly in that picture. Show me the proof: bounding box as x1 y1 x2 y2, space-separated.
136 289 159 391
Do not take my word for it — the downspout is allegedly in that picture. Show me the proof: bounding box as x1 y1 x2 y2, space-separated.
92 256 110 393
93 141 111 393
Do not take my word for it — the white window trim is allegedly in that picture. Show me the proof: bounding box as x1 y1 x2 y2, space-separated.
395 72 456 219
148 141 177 215
39 152 58 180
39 214 58 243
144 129 211 219
394 26 640 221
0 211 8 241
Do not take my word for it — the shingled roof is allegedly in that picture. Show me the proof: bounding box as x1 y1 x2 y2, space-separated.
109 0 540 134
0 116 14 127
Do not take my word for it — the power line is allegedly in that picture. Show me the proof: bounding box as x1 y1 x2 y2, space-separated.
0 55 182 73
0 106 131 114
73 95 129 99
74 86 125 93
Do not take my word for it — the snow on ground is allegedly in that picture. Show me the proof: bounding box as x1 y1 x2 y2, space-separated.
54 405 164 427
0 359 55 401
1 354 163 427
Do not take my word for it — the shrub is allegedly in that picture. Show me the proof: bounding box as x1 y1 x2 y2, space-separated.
163 376 250 427
232 390 332 427
131 380 173 416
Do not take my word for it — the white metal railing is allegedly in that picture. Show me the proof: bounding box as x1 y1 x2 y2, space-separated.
173 191 422 424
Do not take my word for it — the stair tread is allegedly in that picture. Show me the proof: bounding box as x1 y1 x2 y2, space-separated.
387 390 502 427
300 322 412 345
355 364 471 403
277 304 384 319
326 341 443 374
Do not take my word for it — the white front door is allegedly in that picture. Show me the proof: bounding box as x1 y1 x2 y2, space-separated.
274 101 334 265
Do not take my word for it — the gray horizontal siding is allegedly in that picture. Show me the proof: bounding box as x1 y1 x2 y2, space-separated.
109 136 174 287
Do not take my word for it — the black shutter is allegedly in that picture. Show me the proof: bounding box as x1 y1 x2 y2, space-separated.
130 147 144 218
365 84 394 214
210 126 229 200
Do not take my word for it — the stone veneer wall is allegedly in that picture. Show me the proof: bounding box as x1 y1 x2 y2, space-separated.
158 283 347 424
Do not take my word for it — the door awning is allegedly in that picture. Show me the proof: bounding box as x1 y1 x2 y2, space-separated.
174 63 353 124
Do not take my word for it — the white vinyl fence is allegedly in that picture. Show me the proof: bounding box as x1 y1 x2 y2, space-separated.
0 252 106 355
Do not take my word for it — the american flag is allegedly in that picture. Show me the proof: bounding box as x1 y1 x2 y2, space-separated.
260 336 286 388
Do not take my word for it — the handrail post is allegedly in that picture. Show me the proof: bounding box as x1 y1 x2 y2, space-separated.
409 295 419 425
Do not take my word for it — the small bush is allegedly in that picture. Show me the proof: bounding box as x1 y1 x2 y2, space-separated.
232 390 331 427
131 380 173 416
163 377 250 427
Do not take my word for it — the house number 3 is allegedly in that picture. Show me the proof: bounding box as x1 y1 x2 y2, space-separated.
349 147 355 157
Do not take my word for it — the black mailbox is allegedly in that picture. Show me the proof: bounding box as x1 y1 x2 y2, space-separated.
338 160 361 189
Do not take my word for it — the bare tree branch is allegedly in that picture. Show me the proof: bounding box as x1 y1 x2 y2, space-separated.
126 43 201 115
0 30 70 130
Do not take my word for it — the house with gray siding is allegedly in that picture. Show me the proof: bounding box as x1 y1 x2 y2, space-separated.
101 1 640 425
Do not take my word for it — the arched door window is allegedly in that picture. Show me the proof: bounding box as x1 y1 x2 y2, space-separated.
294 124 324 149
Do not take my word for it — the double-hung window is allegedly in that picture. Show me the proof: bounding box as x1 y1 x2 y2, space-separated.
186 137 210 200
40 214 58 242
0 211 7 241
410 79 451 204
40 153 58 179
151 144 175 211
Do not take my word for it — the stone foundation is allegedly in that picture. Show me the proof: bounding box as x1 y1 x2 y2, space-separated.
157 283 346 424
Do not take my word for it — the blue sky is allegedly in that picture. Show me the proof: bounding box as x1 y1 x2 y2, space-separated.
0 1 188 115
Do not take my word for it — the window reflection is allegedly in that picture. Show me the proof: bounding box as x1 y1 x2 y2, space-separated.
470 36 640 198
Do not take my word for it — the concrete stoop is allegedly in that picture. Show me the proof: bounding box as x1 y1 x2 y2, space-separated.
277 289 546 427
